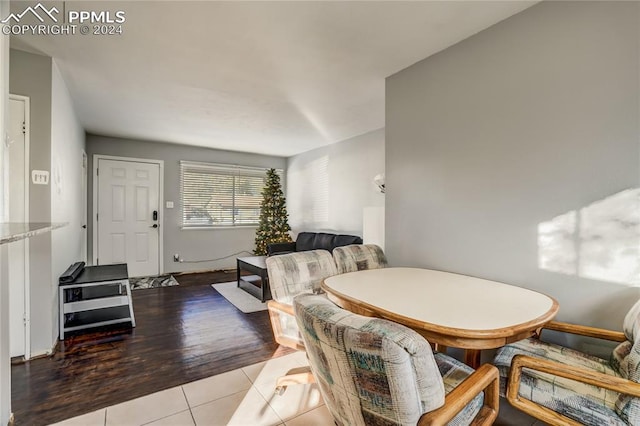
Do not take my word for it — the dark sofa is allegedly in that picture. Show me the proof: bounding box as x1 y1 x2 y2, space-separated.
267 232 363 256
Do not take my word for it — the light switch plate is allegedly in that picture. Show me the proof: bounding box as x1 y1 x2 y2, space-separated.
166 201 174 209
32 170 49 185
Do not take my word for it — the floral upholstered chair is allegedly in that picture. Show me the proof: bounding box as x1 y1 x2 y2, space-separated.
294 294 500 426
332 244 388 274
493 299 640 426
266 250 337 393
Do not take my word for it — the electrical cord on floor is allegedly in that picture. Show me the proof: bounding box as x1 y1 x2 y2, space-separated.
178 250 255 263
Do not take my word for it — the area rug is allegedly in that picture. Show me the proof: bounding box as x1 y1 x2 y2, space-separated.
211 281 268 313
130 274 179 290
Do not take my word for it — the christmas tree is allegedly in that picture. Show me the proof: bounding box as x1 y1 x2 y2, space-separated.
254 169 292 255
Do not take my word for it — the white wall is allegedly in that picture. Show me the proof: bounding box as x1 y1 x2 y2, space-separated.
0 0 11 421
287 128 385 236
386 1 640 355
50 60 85 346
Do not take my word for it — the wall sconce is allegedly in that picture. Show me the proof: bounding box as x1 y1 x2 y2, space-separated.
373 173 385 194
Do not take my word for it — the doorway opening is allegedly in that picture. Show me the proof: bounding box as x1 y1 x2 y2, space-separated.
8 94 31 360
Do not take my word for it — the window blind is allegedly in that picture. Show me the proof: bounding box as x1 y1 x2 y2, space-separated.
180 161 282 227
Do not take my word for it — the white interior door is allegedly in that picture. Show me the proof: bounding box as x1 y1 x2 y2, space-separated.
97 158 160 277
9 96 29 358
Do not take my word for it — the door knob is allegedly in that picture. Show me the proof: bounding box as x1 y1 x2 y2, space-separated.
151 224 158 228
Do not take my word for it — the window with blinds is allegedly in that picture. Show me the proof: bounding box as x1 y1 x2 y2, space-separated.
180 161 282 227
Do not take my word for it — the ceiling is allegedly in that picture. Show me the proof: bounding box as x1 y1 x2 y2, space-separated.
11 1 534 157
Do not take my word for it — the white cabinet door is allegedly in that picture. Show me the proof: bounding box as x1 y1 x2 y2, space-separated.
97 159 160 277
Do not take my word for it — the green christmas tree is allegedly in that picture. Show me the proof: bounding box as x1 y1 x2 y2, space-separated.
254 169 292 255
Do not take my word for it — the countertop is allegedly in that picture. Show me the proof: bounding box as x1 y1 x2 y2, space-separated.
0 222 68 245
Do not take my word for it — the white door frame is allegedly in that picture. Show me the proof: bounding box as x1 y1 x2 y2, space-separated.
92 154 164 274
81 150 88 263
9 94 31 360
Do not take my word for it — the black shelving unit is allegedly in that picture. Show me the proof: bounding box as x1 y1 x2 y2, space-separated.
59 264 135 339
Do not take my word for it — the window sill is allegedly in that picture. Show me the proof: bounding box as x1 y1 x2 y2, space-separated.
181 225 258 231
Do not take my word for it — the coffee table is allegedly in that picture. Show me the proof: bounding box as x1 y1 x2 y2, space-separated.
237 256 271 302
322 267 558 368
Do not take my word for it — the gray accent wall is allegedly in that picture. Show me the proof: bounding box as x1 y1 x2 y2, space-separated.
386 1 640 350
286 128 385 236
10 49 55 355
9 50 86 355
86 135 286 273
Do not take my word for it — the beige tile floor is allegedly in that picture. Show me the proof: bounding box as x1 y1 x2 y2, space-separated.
51 352 329 426
52 351 540 426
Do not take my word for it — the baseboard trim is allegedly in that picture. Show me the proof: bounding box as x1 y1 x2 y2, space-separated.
172 268 235 276
29 343 56 361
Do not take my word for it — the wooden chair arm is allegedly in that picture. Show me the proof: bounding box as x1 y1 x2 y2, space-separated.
507 354 640 426
267 299 295 316
543 321 626 342
266 300 305 352
418 364 499 426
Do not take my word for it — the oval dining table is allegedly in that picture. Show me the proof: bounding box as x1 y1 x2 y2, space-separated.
322 267 559 368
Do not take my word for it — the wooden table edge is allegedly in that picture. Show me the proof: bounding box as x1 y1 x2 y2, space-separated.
321 280 559 350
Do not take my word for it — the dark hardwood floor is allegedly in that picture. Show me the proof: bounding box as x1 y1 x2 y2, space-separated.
11 270 292 426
